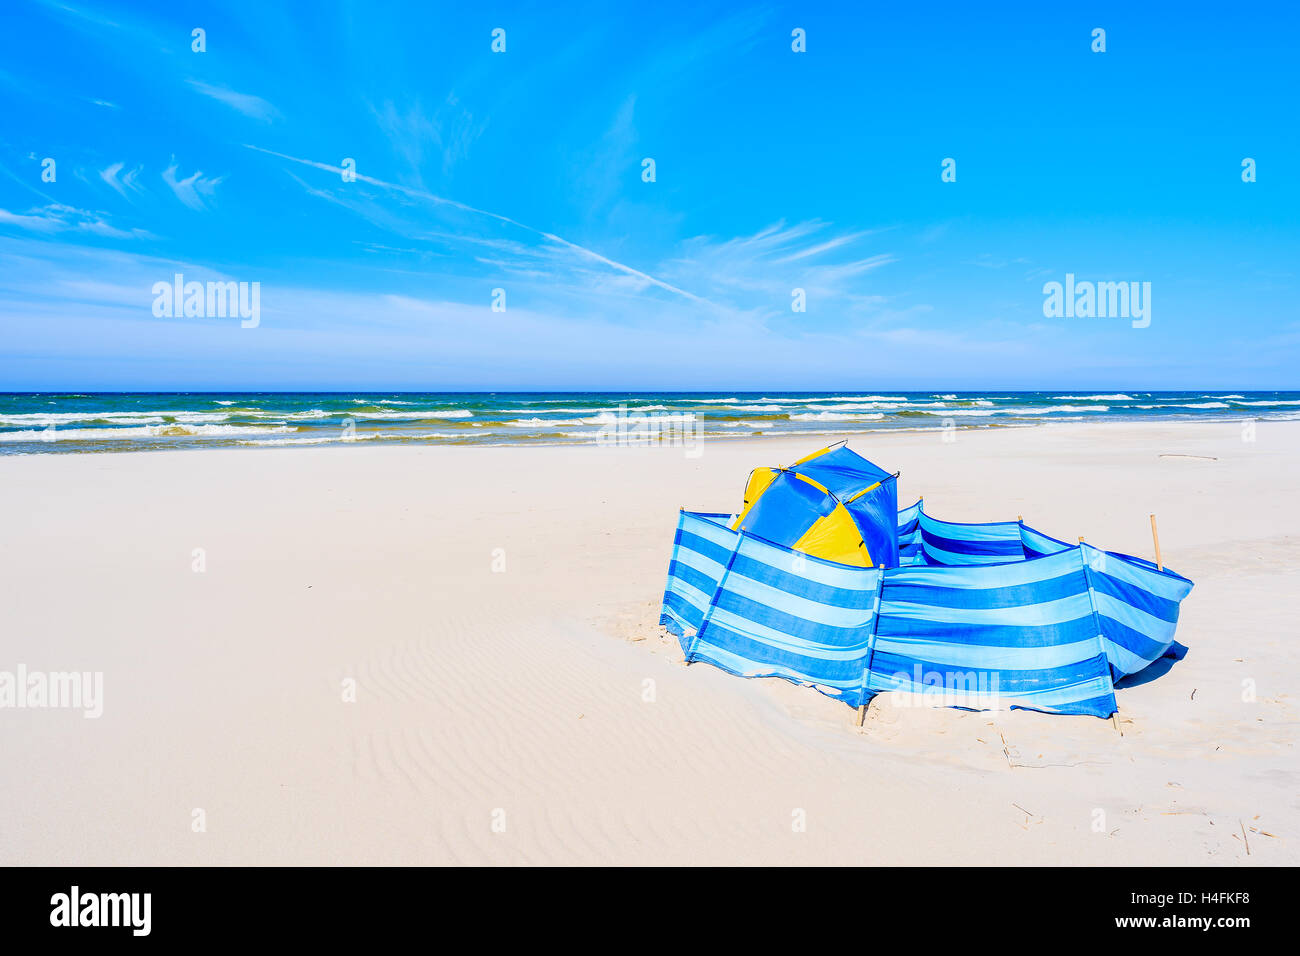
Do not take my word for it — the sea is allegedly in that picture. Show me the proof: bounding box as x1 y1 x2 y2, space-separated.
0 391 1295 455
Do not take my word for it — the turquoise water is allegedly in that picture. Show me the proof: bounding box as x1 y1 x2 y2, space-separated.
1 391 1296 455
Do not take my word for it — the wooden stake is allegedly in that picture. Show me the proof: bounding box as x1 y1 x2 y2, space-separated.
1017 514 1023 522
1078 535 1085 544
1149 513 1163 570
1111 712 1123 736
856 703 868 727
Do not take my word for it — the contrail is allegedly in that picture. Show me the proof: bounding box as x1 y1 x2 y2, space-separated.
244 144 711 305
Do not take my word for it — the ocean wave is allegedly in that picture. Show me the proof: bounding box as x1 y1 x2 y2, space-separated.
0 424 298 441
905 409 996 417
236 431 463 445
1052 394 1134 401
758 395 908 404
1007 405 1111 414
505 417 588 427
0 410 236 425
281 409 335 420
1134 402 1229 409
789 412 887 422
589 411 697 424
348 409 473 420
908 405 1109 416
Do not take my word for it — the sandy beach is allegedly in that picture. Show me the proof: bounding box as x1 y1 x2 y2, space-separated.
0 420 1295 866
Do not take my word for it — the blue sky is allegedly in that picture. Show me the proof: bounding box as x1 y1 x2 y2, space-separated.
1 0 1297 390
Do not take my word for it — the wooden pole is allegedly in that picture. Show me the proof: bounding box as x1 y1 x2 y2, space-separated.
1078 536 1085 544
856 703 867 727
1017 514 1022 521
1149 513 1163 570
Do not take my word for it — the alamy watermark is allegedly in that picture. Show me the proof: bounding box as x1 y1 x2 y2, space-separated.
881 665 1002 710
1042 273 1151 328
595 404 703 458
50 886 150 936
152 273 260 328
0 665 103 718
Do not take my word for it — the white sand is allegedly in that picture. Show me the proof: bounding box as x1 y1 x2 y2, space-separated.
0 420 1295 865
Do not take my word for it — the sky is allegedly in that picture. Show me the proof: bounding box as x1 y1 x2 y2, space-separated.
1 0 1297 391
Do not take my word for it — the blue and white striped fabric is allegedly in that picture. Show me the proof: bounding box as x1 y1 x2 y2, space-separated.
661 511 737 637
688 527 882 705
659 502 1193 718
897 500 923 565
1079 543 1193 680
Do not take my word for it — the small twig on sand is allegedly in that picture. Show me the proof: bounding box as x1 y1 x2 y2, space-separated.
1240 820 1251 856
998 730 1015 768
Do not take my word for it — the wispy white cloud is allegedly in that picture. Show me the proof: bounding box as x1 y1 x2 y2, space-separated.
99 161 145 199
34 0 120 30
965 253 1032 270
368 93 488 182
187 80 279 122
247 144 712 306
0 203 150 239
572 94 639 217
0 236 1049 389
162 159 224 210
769 230 881 264
663 220 897 317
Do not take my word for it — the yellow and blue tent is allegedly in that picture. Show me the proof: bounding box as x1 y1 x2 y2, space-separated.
731 442 899 567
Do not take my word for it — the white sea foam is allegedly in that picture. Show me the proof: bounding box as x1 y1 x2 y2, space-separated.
282 409 334 420
1051 394 1134 401
587 411 697 424
349 409 473 420
914 405 1108 416
505 417 588 427
0 424 297 441
789 412 887 422
1009 405 1111 414
0 410 235 425
760 395 908 404
237 431 462 445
